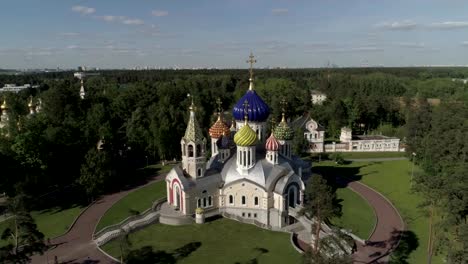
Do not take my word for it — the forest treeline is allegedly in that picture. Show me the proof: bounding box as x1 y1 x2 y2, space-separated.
0 68 467 262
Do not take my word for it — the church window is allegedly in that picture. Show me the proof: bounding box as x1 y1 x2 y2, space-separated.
248 213 251 218
197 199 201 208
254 197 259 206
198 168 202 177
242 196 246 205
248 150 251 166
229 195 233 204
202 190 207 194
254 213 257 218
242 212 245 217
203 197 206 207
243 151 246 166
196 144 202 157
188 145 194 157
208 196 212 206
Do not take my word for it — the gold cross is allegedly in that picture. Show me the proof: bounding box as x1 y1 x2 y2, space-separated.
216 97 223 114
246 52 257 79
243 100 250 121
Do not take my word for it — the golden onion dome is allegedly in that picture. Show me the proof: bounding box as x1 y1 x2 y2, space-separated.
273 114 294 141
0 99 7 110
234 123 257 146
209 115 230 139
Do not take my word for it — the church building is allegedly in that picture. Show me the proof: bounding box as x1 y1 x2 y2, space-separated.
165 54 307 228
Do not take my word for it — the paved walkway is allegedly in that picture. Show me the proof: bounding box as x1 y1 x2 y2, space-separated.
345 179 405 263
31 175 166 264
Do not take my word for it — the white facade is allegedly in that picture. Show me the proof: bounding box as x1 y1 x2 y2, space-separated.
0 84 39 93
311 90 327 105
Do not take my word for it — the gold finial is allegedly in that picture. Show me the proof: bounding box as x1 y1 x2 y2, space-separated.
1 98 7 110
243 100 249 125
246 52 257 90
187 93 195 111
28 96 34 108
230 118 236 129
215 97 223 119
280 97 287 123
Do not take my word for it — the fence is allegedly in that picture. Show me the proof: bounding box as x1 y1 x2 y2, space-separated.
93 197 167 246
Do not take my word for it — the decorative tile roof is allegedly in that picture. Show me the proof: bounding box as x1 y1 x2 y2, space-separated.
184 108 204 142
209 115 230 139
234 123 257 146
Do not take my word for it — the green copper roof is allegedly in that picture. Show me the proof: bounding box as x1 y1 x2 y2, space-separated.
274 121 294 140
234 123 257 146
184 110 204 142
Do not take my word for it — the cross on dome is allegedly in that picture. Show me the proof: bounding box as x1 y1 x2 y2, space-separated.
246 52 257 90
243 100 249 124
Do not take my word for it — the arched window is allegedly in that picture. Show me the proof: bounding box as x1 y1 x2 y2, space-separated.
208 196 212 206
203 197 207 207
196 144 202 157
198 168 202 177
241 196 246 205
229 195 233 204
254 197 259 206
188 145 194 157
197 199 201 208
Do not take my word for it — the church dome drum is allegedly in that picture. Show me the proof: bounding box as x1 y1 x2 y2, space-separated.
232 90 270 122
234 123 257 146
216 133 232 149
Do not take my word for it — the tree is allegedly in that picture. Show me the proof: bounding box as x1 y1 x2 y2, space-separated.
300 175 339 258
78 148 113 199
0 195 46 263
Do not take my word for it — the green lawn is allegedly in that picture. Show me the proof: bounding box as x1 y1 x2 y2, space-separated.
339 152 406 159
0 205 83 246
314 160 444 264
102 218 301 264
331 188 375 239
96 180 167 232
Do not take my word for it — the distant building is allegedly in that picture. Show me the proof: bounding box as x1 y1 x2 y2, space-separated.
0 84 38 93
310 90 327 105
294 114 402 153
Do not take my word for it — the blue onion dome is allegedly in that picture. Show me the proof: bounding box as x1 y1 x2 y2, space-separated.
232 90 270 122
273 114 294 140
216 132 232 149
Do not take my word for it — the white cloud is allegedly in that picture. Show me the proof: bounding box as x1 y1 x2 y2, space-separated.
395 42 425 48
122 18 144 25
97 15 125 22
67 45 79 49
376 20 418 30
151 10 169 17
72 5 96 15
429 21 468 29
272 8 288 15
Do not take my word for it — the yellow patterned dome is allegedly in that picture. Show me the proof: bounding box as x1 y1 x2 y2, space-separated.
234 124 257 146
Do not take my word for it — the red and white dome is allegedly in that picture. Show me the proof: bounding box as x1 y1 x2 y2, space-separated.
265 133 280 151
209 115 230 139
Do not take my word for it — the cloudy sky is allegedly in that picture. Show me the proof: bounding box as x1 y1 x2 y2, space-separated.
2 0 468 69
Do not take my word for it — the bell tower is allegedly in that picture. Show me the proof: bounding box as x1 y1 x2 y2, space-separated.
181 95 206 178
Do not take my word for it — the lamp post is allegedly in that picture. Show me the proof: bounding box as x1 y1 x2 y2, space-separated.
410 152 416 187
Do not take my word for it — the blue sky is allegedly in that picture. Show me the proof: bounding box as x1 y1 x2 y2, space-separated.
2 0 468 69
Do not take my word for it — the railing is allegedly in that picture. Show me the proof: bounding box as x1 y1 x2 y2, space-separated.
93 197 167 242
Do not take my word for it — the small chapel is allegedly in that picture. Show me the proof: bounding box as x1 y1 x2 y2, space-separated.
165 54 309 228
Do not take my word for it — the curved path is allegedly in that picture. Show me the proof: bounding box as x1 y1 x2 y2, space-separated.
31 175 165 264
344 179 405 263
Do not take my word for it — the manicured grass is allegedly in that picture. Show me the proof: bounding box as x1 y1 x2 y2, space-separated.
314 160 444 264
96 180 167 232
102 218 301 264
331 188 375 239
339 152 406 159
0 205 84 246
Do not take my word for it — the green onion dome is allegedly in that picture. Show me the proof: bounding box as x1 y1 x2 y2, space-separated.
273 116 294 141
234 123 257 146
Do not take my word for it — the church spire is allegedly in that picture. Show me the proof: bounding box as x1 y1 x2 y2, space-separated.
246 52 257 91
184 94 204 142
79 79 85 99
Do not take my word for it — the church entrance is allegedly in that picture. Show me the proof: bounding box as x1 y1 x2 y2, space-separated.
174 186 181 211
